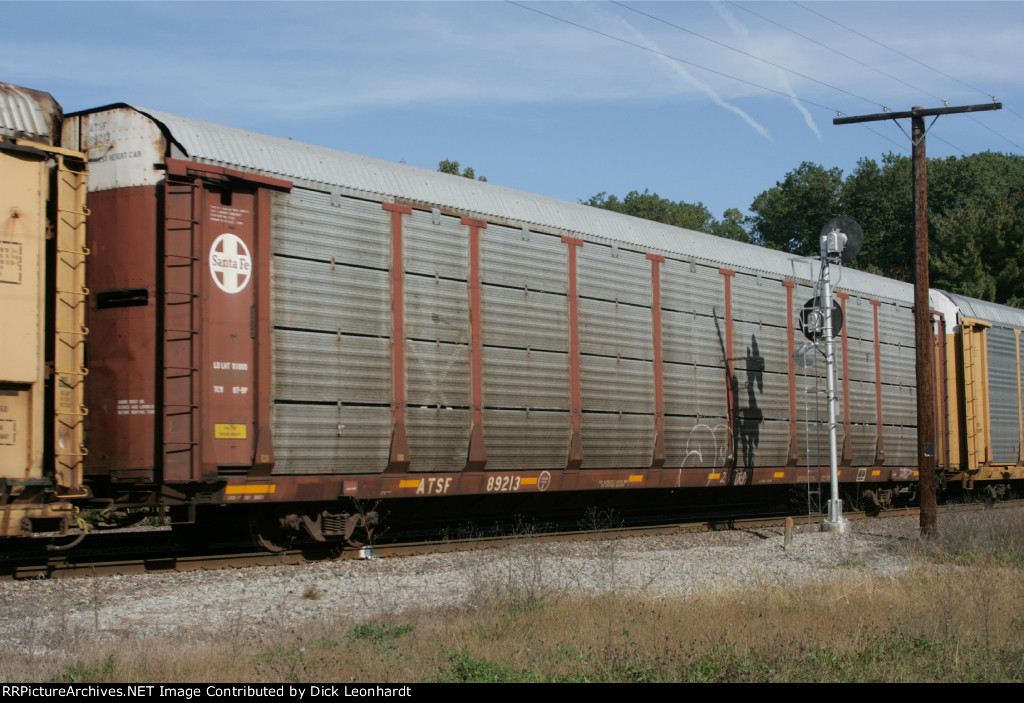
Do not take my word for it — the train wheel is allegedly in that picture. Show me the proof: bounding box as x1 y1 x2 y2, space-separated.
249 511 295 553
344 510 379 548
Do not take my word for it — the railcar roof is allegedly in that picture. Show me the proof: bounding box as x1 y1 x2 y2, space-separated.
941 290 1024 330
0 82 60 144
125 105 918 302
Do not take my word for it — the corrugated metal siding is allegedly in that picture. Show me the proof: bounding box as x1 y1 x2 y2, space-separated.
882 424 917 465
881 384 917 427
405 275 469 344
580 413 655 468
661 261 725 315
481 287 567 352
406 407 472 472
0 83 60 143
404 209 468 280
273 405 391 474
987 327 1020 463
482 346 569 410
878 342 916 387
662 310 729 368
845 337 876 383
272 190 390 269
273 257 390 336
482 225 565 294
273 330 390 404
663 362 729 418
578 243 650 306
580 356 654 413
736 419 790 468
405 340 470 408
578 298 652 360
731 273 788 327
840 294 875 341
876 303 915 346
483 409 569 469
664 415 731 469
733 320 788 375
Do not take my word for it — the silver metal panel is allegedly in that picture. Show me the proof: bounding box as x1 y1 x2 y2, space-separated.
272 404 390 474
662 310 729 368
272 257 390 336
578 243 651 306
736 371 791 423
0 83 59 142
845 336 876 384
580 413 655 468
840 294 875 341
482 346 569 410
127 106 913 303
661 261 724 316
876 303 915 346
663 362 728 418
405 275 469 344
881 424 917 465
881 384 917 426
878 343 916 387
664 414 731 470
987 326 1020 463
403 208 468 281
580 355 654 414
578 298 652 360
481 224 566 294
482 409 570 470
730 273 788 327
733 320 789 376
848 379 878 425
736 419 790 468
405 340 470 408
481 286 568 353
273 330 390 404
406 407 471 472
851 431 878 467
272 189 390 270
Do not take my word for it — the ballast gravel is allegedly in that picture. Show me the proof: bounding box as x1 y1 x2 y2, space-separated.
0 513 942 650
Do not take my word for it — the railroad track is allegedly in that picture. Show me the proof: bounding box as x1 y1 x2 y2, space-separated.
0 505 939 580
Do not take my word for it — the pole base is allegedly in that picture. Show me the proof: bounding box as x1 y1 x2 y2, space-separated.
820 499 851 534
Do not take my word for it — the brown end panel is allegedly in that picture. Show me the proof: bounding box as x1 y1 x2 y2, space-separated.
84 186 159 480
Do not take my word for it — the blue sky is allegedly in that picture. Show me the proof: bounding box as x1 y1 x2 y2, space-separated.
4 1 1022 222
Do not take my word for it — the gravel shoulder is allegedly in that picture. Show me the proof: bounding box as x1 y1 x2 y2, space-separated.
0 512 925 652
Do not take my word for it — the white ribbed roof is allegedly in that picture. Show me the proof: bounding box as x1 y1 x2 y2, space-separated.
133 105 913 302
0 83 60 143
942 290 1024 330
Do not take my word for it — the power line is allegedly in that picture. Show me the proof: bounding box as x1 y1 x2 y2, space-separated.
792 1 996 102
727 1 936 107
505 0 840 113
611 1 884 110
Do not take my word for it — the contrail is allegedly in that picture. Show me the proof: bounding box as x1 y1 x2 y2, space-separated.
617 15 772 141
714 2 820 140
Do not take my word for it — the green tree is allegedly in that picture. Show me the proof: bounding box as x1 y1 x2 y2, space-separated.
584 190 751 243
438 159 487 182
747 162 844 255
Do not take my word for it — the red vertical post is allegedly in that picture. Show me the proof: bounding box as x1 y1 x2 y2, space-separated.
647 254 666 468
836 293 853 464
563 236 584 470
720 268 736 472
783 281 799 465
463 217 488 471
383 203 412 472
871 300 885 465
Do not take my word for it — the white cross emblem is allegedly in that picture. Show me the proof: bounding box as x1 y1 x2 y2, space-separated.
209 233 252 294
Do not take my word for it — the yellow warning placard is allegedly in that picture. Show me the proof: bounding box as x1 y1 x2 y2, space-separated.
215 423 247 439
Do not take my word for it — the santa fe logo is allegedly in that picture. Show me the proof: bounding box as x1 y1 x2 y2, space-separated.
209 233 252 294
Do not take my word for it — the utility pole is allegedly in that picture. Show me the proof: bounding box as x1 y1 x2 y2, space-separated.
834 102 1001 537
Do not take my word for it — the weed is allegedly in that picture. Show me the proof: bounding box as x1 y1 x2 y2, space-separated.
346 622 415 644
52 653 117 683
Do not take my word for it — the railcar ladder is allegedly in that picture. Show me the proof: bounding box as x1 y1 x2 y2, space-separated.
52 153 89 496
801 356 825 518
161 176 201 481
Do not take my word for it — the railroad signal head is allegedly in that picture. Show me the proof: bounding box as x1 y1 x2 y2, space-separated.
820 216 863 264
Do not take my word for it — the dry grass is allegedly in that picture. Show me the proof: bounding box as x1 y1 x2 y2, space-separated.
3 508 1023 683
